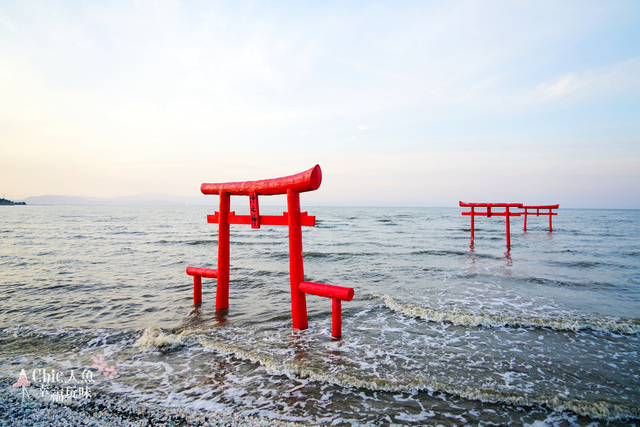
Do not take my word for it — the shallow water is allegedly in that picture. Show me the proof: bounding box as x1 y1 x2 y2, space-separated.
1 205 639 425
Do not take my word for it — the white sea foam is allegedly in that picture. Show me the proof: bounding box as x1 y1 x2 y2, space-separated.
133 327 194 349
373 293 640 334
186 331 640 421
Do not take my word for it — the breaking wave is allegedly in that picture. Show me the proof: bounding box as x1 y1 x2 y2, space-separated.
373 293 640 334
133 327 640 421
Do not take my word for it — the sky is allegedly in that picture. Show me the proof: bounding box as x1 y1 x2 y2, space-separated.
1 1 639 208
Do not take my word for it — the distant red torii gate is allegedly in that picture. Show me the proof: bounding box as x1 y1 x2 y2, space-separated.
459 202 523 248
521 205 559 232
460 202 560 248
187 165 354 338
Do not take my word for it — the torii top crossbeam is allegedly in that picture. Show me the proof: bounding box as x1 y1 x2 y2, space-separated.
201 165 322 196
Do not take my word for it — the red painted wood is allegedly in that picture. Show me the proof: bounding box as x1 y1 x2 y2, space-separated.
287 189 308 330
505 207 512 247
332 298 342 338
521 205 559 232
460 202 524 248
191 164 354 336
193 275 202 304
461 211 522 217
216 192 231 310
186 266 218 278
298 281 353 338
186 267 219 305
299 281 354 301
207 212 315 227
201 165 322 196
459 202 523 208
470 206 475 246
521 205 559 210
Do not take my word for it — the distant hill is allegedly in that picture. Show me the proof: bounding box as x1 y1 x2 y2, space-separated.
21 193 216 206
0 197 26 205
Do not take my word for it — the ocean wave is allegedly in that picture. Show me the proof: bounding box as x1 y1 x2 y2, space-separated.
524 276 620 290
302 251 380 259
1 325 49 339
133 327 194 350
372 293 640 334
34 326 637 422
301 251 333 259
154 239 219 246
190 332 639 422
409 249 499 258
186 239 219 246
546 260 610 269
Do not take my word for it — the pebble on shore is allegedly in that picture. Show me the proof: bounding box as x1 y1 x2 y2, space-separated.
0 378 308 427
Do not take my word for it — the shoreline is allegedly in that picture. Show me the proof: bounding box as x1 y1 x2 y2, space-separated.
0 378 308 427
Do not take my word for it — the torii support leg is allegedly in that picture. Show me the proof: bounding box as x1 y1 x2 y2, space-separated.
332 298 342 338
194 275 202 304
287 189 308 330
470 207 475 246
216 192 231 310
186 267 218 305
505 207 512 248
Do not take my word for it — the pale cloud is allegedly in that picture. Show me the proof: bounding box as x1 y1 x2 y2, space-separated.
537 74 578 100
533 57 640 104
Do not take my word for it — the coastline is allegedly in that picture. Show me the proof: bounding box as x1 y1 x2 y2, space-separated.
0 378 307 427
0 198 26 206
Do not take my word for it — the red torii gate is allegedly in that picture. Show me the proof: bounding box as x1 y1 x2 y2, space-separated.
186 165 354 338
459 202 523 248
521 204 559 232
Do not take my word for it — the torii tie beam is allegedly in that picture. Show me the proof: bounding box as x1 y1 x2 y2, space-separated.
187 165 355 338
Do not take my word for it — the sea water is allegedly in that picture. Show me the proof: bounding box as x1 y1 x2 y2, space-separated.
1 205 639 425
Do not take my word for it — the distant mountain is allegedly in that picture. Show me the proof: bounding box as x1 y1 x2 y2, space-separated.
21 193 216 206
22 195 94 205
